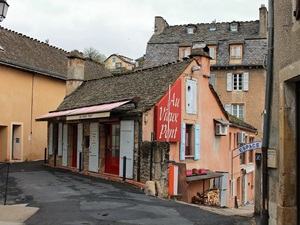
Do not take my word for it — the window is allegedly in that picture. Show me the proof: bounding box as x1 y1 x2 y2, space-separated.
179 47 191 60
230 45 242 59
232 104 244 120
187 27 194 34
230 23 238 32
240 151 246 165
185 125 193 157
116 62 122 69
180 123 200 160
249 137 254 163
233 74 243 90
187 25 196 34
112 57 116 62
208 45 217 62
226 72 249 91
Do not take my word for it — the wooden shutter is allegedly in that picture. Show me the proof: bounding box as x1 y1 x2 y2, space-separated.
227 73 232 91
180 123 186 161
58 123 63 156
186 80 197 114
194 124 200 160
243 72 249 91
48 123 53 155
225 104 231 113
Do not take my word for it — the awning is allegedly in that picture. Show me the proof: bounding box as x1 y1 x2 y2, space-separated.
186 170 223 182
214 119 230 125
36 100 130 121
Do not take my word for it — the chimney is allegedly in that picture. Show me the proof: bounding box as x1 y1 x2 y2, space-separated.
154 16 169 35
259 4 268 37
66 50 85 96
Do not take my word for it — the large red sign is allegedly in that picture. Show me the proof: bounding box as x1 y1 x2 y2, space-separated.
154 79 181 142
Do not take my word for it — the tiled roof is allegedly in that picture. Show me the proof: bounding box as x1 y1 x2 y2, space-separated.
0 26 112 81
57 58 194 114
144 20 267 68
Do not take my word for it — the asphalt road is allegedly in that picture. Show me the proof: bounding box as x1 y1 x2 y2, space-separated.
1 161 256 225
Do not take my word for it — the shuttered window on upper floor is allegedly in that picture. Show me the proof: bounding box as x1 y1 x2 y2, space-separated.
227 72 249 92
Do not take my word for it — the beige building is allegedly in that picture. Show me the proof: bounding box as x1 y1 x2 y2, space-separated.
0 27 111 162
262 0 300 224
104 54 135 72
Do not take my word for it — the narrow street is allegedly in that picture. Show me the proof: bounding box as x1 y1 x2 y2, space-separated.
1 161 257 225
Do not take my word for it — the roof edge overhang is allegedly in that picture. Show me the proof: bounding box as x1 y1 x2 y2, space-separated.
0 61 66 80
36 97 140 122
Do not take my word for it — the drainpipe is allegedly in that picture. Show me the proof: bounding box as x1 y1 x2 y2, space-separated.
261 0 274 224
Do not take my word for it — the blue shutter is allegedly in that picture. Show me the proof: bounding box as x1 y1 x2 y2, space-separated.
180 123 186 161
194 124 200 160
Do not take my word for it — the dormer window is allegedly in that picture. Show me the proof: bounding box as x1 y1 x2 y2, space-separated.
230 22 238 32
186 25 196 34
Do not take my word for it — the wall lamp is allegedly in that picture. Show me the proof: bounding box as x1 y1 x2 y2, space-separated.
191 65 201 72
0 0 9 22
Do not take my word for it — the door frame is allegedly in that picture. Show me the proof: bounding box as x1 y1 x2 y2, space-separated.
11 123 23 161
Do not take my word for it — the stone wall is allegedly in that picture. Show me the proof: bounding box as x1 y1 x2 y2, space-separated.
140 141 170 198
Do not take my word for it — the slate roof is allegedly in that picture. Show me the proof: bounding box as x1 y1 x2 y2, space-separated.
0 26 112 81
56 58 194 114
144 20 267 68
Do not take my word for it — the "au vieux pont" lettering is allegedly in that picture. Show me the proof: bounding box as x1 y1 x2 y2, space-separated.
158 93 180 140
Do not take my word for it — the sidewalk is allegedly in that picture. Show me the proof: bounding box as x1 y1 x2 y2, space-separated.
0 204 39 225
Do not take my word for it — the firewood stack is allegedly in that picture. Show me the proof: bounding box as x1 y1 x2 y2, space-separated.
191 189 220 206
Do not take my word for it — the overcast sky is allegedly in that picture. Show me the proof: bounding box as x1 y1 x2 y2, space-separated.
2 0 268 60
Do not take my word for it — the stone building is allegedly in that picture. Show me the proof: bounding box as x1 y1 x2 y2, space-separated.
262 0 300 224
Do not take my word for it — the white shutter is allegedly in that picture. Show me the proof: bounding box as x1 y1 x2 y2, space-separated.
243 72 249 91
225 104 232 113
119 120 134 178
180 123 186 161
186 80 197 114
227 73 232 91
58 123 63 156
194 124 200 160
48 124 53 155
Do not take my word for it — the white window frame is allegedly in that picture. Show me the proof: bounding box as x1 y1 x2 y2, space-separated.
187 27 194 34
232 104 244 120
230 45 242 59
227 72 249 91
233 74 243 91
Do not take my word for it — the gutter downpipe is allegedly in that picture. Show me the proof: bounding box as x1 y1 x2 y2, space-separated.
261 0 274 224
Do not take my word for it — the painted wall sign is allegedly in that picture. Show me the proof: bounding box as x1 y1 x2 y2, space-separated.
232 141 262 159
155 79 181 142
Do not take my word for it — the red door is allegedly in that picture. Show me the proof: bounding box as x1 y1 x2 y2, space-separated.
105 123 120 175
71 125 77 167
